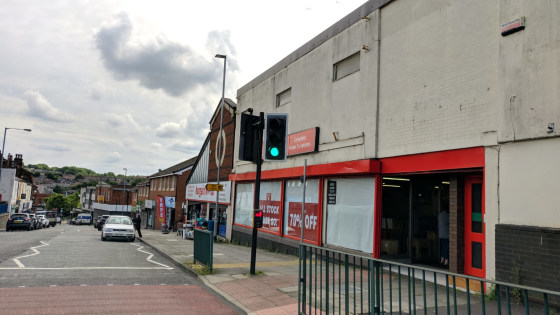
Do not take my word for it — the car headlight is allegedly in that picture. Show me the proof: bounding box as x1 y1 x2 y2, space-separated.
105 228 113 232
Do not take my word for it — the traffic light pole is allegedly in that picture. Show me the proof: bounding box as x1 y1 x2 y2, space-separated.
250 112 264 275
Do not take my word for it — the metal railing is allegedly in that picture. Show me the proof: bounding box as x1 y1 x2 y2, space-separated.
298 244 560 314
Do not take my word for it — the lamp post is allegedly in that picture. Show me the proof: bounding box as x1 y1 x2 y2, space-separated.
123 168 127 215
214 54 226 238
0 127 32 182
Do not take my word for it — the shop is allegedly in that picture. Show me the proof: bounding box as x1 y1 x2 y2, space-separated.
230 159 380 254
185 181 231 237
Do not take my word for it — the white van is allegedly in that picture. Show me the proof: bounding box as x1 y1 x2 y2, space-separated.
76 213 92 225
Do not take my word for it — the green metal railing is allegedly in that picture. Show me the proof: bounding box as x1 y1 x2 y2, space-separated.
298 244 560 314
193 229 213 272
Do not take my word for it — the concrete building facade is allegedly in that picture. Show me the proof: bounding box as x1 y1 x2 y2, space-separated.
229 0 560 291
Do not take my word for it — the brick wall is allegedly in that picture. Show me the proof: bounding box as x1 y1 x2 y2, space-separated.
496 224 560 292
449 176 464 274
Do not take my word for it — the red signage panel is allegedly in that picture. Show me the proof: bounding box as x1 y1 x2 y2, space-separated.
157 195 165 223
258 199 282 234
287 127 319 156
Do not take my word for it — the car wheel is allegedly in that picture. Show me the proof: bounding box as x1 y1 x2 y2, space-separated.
130 237 135 242
27 225 31 231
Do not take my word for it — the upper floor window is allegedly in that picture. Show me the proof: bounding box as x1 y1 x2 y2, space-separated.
276 88 292 107
172 177 175 190
333 52 360 81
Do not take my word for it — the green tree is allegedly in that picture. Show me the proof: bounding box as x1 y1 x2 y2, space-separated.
53 185 63 194
46 194 66 211
66 192 80 210
75 174 84 180
33 171 41 177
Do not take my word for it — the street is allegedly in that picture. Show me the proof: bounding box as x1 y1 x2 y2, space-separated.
0 223 241 314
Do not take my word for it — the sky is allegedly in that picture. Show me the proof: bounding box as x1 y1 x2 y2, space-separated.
0 0 367 176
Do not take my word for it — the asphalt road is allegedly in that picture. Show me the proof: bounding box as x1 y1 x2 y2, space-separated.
0 223 241 314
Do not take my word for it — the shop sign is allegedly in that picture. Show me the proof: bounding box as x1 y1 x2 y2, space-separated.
145 200 154 209
186 182 231 203
327 180 337 205
164 196 175 208
287 127 319 156
205 184 223 191
157 195 165 223
258 199 281 234
286 202 319 242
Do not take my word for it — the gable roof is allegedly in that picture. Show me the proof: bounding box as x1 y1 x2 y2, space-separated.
148 156 198 179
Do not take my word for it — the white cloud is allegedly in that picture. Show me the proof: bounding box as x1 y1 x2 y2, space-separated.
155 119 187 138
23 90 73 122
106 113 143 132
103 152 122 163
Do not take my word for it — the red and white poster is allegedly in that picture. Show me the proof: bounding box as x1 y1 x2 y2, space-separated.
258 199 282 234
157 195 165 223
286 202 319 242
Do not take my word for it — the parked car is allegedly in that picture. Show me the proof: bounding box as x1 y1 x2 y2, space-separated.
77 213 92 225
37 210 57 227
28 214 40 230
6 213 33 231
37 214 49 228
94 216 102 228
97 215 110 231
101 216 135 242
69 218 77 225
56 216 61 224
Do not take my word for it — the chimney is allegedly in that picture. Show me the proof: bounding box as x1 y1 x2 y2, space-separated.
14 154 23 167
7 154 13 168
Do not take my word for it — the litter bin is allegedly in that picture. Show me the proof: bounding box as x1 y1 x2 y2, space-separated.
161 223 169 234
207 220 214 232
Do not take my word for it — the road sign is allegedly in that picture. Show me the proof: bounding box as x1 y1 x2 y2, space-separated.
205 184 224 191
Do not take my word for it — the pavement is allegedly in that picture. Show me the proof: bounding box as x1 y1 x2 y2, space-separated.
137 229 302 315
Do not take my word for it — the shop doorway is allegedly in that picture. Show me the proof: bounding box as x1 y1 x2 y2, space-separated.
465 176 485 278
381 175 449 266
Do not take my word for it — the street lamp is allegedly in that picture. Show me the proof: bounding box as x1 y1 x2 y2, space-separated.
214 54 226 238
0 127 32 182
123 168 127 215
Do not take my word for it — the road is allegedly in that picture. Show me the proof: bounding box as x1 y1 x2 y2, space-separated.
0 222 241 314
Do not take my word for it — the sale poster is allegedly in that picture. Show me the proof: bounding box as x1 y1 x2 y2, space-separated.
286 202 319 242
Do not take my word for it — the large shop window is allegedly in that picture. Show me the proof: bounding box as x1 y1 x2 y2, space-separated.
283 179 320 243
258 181 282 234
326 177 375 253
234 183 254 227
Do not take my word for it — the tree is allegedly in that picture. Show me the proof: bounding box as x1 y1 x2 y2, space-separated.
53 185 63 194
46 194 66 211
66 192 80 211
75 174 84 180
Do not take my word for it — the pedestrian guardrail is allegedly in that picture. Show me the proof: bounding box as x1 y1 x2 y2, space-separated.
193 229 213 272
298 244 560 314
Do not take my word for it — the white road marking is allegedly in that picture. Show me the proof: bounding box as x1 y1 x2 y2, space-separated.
130 244 172 269
49 285 57 287
0 266 173 270
13 241 49 268
80 284 87 287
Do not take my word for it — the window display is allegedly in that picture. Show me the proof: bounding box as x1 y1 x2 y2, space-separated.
283 179 320 243
258 181 282 234
326 177 375 253
234 183 253 226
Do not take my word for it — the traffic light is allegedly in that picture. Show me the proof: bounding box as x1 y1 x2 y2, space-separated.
239 113 260 162
264 113 288 161
254 210 263 228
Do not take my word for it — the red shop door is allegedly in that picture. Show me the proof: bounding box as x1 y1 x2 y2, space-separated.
464 176 485 278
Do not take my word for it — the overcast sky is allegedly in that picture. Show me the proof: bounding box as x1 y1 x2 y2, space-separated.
0 0 366 176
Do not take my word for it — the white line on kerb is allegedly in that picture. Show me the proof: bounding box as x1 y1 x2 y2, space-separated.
13 241 49 268
0 266 173 270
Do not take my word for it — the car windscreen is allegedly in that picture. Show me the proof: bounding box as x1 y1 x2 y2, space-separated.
106 217 132 225
11 214 26 219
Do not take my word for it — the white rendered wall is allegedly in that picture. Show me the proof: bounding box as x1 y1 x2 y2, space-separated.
498 137 560 229
378 0 499 157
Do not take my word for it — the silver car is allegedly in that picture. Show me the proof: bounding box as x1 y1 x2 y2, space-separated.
101 216 135 242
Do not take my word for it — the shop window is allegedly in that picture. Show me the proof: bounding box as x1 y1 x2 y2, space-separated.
172 177 175 190
325 177 375 253
258 181 282 234
283 179 320 243
234 183 254 226
333 52 360 81
276 88 291 107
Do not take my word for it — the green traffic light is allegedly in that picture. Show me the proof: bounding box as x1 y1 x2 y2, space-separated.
270 147 279 157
